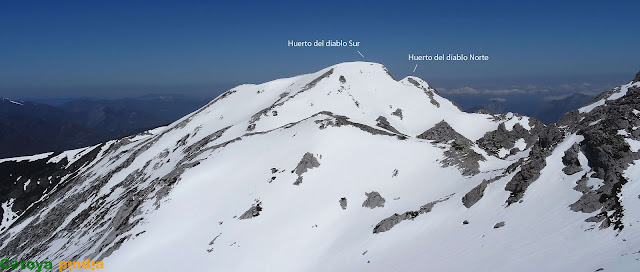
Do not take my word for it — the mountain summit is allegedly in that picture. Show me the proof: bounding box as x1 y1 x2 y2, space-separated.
0 62 639 271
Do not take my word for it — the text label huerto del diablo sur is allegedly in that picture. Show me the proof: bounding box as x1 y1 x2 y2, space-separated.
288 40 361 47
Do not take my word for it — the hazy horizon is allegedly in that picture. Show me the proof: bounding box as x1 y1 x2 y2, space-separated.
2 1 639 99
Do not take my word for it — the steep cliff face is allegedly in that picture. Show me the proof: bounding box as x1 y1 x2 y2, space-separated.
0 63 638 272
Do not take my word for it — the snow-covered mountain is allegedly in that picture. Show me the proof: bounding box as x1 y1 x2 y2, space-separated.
0 62 639 271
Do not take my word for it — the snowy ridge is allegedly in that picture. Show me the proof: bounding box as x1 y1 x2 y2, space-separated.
0 97 24 106
579 81 640 113
0 62 638 272
0 152 54 163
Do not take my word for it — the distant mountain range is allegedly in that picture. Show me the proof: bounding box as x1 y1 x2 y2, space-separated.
0 96 210 158
466 98 508 114
529 93 595 123
465 93 596 123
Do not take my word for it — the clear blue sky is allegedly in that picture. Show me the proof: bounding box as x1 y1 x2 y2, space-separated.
1 0 639 98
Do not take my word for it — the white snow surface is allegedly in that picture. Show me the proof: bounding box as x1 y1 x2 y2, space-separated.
0 62 638 272
502 113 531 130
47 146 94 165
0 199 18 232
579 81 639 113
626 138 640 152
0 152 53 163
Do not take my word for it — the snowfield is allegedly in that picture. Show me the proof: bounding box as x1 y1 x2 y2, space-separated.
0 62 639 272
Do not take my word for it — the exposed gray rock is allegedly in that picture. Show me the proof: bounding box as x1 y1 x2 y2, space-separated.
572 174 592 194
362 192 385 209
406 77 440 107
417 120 471 146
418 121 485 176
504 123 565 205
564 85 640 230
477 116 545 158
339 75 346 84
301 69 334 92
0 128 201 261
382 67 394 79
339 198 347 210
17 125 235 260
599 217 611 229
239 201 262 220
247 123 256 131
462 220 469 225
585 212 607 223
373 213 412 234
462 180 489 208
290 152 320 186
375 116 402 135
206 233 222 253
295 153 320 176
244 88 295 131
313 112 407 140
493 221 505 228
562 143 583 175
391 108 403 120
179 127 232 163
441 148 485 176
0 144 104 228
347 92 361 108
570 192 604 213
173 134 190 152
373 194 453 234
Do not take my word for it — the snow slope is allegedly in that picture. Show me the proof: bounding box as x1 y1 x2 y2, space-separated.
0 62 638 272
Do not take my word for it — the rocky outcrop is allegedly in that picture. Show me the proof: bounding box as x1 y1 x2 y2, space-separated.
301 69 334 92
463 157 525 209
294 153 320 175
375 116 402 135
245 69 335 132
566 85 640 230
562 143 583 175
292 152 320 185
462 181 489 208
504 123 565 205
406 77 440 107
418 121 485 176
391 108 403 120
339 198 347 210
239 201 263 220
418 120 472 146
477 116 544 158
373 194 453 234
314 112 407 140
362 192 385 209
0 144 104 230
